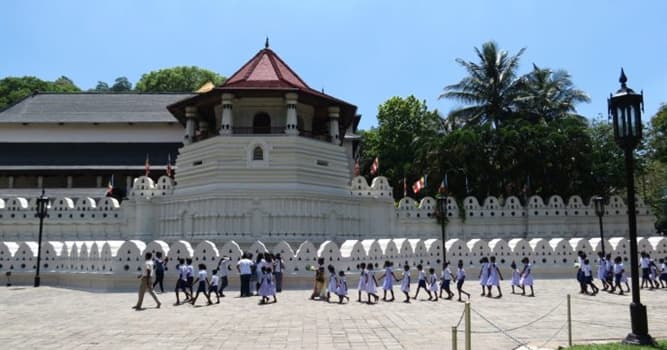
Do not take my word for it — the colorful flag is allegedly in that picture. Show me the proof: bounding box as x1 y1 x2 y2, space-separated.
166 154 172 177
412 176 425 194
144 154 150 177
370 157 379 176
105 175 114 196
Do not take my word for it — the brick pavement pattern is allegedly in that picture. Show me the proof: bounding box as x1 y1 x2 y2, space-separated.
0 279 666 350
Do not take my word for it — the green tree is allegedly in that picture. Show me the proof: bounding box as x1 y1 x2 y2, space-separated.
111 76 132 91
0 76 80 110
439 41 525 128
517 64 590 121
135 66 225 92
94 81 110 91
361 96 442 199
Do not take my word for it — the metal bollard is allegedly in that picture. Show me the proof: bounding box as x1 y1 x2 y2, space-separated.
452 326 457 350
465 301 471 350
567 294 572 347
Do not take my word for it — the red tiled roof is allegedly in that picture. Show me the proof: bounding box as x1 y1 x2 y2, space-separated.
223 48 311 90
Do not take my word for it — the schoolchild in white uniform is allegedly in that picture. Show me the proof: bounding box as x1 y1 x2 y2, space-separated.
649 261 660 289
640 252 654 289
186 258 195 297
479 257 490 296
604 253 614 289
519 257 534 297
510 261 521 294
191 263 213 306
174 258 191 305
209 269 220 304
454 260 471 302
365 262 379 304
486 256 503 298
379 260 397 302
439 262 454 300
259 266 277 304
327 265 338 303
428 267 439 301
400 264 411 303
597 252 610 291
659 258 667 288
610 256 629 295
412 264 432 300
336 270 350 304
217 256 231 297
357 262 367 303
582 258 599 295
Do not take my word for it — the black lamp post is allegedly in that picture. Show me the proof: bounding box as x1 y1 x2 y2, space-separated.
593 196 606 257
436 186 448 265
34 189 49 288
608 69 654 345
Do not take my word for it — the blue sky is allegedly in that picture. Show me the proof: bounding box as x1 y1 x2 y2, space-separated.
2 1 666 130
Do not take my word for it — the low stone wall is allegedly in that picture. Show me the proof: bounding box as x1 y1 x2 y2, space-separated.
1 236 665 291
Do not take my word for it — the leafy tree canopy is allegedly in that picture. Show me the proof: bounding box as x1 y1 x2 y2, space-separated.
0 76 80 110
111 76 132 92
135 66 225 92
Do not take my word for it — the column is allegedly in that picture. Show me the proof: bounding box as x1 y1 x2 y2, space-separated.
8 176 14 188
285 92 298 135
219 93 234 135
184 106 197 144
66 176 73 188
37 176 43 188
328 106 340 144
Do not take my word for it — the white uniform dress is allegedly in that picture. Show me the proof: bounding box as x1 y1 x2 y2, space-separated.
597 259 607 281
400 270 411 293
357 270 366 292
328 273 338 294
259 272 273 297
511 269 520 286
520 263 533 286
336 276 348 296
429 274 439 293
365 270 377 294
486 263 500 286
382 267 394 290
480 262 489 286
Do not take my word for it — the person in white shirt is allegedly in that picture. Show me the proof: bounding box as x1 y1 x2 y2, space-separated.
439 261 454 300
217 256 231 297
273 253 285 292
400 264 411 303
191 263 213 306
174 258 191 305
237 253 254 297
412 264 432 300
610 256 630 295
210 269 221 304
133 252 161 310
658 258 667 288
640 252 653 289
455 260 471 302
582 258 599 295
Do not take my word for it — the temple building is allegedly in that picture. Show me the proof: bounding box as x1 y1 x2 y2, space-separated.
0 93 192 198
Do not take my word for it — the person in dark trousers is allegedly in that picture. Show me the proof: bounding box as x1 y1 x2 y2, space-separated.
237 253 254 297
133 252 161 310
152 251 166 293
273 253 285 292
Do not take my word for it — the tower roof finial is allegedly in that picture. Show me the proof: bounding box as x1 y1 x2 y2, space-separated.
265 37 269 49
619 68 627 88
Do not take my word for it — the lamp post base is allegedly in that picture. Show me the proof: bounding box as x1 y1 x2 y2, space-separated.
33 276 40 288
622 303 655 346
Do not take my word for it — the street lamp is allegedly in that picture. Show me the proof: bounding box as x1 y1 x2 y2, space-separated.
34 189 49 288
593 196 606 257
608 69 654 345
436 186 448 265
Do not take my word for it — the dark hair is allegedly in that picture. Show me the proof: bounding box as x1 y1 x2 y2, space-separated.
417 264 423 270
490 256 496 263
510 261 516 269
457 260 463 267
198 263 206 270
145 252 152 260
178 258 185 264
428 267 434 273
155 251 162 258
359 262 366 269
186 258 193 264
212 269 218 274
338 270 345 276
584 258 590 264
384 260 391 268
317 257 325 265
328 264 335 273
366 262 373 270
615 256 622 263
404 264 410 271
522 257 529 264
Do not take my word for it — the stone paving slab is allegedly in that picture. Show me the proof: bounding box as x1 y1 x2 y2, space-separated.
0 279 666 350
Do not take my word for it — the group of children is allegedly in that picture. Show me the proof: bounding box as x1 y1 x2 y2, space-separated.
173 256 235 305
577 251 667 296
343 256 535 304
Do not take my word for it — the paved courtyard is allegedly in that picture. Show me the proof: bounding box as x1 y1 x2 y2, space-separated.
0 279 666 350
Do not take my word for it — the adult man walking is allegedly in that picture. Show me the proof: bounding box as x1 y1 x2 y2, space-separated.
133 252 161 310
237 253 254 297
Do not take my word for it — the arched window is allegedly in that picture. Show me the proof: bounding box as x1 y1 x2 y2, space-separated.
252 146 264 161
253 113 271 134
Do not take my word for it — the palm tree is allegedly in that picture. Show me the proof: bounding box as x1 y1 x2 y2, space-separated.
440 41 525 128
516 64 590 122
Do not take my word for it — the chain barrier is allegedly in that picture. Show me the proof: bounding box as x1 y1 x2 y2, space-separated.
571 295 632 307
456 299 564 334
470 307 527 347
538 320 568 349
454 307 466 328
